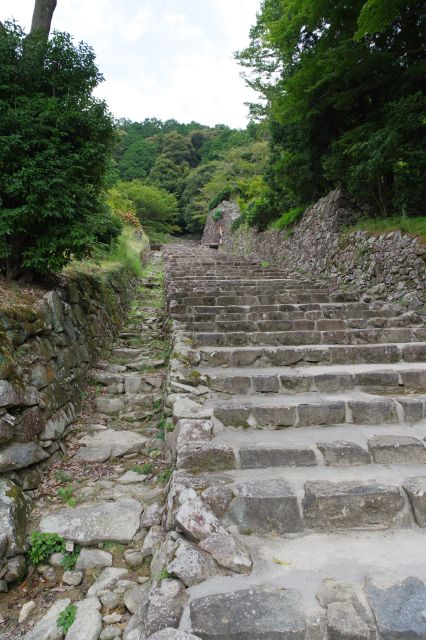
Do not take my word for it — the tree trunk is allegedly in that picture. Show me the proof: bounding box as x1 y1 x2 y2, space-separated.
30 0 57 37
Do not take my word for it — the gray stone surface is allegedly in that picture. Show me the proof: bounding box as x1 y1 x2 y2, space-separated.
177 442 236 472
229 479 302 534
0 442 49 472
327 601 371 640
65 596 102 640
124 583 151 615
199 532 252 574
368 436 426 464
167 538 226 586
0 479 29 556
317 441 371 467
240 445 316 469
62 570 83 586
22 598 71 640
146 579 187 635
303 481 405 530
403 477 426 526
75 548 113 570
190 587 306 640
176 499 227 541
148 630 201 640
87 567 129 596
40 499 142 544
74 429 148 462
366 577 426 639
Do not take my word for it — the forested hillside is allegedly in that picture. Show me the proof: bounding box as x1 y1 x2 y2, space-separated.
236 0 425 230
109 118 269 238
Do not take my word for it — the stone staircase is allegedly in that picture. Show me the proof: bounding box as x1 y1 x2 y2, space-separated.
163 242 426 639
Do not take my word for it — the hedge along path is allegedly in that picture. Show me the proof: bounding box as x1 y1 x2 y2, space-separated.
0 252 181 639
160 240 426 640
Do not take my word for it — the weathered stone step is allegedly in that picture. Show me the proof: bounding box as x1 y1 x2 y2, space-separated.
201 362 426 395
216 465 426 534
184 313 421 332
169 285 326 297
172 302 403 320
191 327 426 347
212 391 426 428
176 292 353 307
197 342 426 367
187 530 426 640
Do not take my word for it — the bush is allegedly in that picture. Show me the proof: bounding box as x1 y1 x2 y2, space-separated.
269 206 305 231
0 23 117 279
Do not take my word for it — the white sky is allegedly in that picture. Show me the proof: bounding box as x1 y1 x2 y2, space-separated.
1 0 261 128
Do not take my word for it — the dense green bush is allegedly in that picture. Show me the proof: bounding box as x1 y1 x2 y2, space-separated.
0 23 117 279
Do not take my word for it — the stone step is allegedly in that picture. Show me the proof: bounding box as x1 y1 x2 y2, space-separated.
176 292 354 307
213 465 426 534
212 391 426 428
169 285 327 297
201 362 426 395
184 314 421 332
191 327 426 347
171 302 403 320
197 342 426 367
188 530 426 640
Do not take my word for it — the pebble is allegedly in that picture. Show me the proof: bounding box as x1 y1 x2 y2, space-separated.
103 612 123 624
62 570 83 586
100 591 123 609
100 626 122 640
19 600 36 623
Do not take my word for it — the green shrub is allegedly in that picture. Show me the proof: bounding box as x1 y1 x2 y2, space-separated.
211 209 223 222
270 207 305 231
28 532 65 565
208 187 234 211
57 604 77 633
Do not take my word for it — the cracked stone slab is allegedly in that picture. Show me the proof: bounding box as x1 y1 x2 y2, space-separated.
366 576 426 639
190 587 306 640
40 499 142 544
73 429 148 462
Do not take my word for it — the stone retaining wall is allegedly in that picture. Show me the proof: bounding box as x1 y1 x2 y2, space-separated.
216 189 425 308
0 247 149 492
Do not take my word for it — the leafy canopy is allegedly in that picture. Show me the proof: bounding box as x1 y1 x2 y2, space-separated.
0 22 118 278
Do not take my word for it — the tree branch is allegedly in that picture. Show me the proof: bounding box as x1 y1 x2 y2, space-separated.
30 0 57 37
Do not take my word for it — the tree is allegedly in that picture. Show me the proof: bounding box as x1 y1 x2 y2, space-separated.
114 181 180 240
0 23 118 278
30 0 57 36
236 0 426 223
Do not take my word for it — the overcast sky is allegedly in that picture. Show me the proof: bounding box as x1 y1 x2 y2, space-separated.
1 0 260 128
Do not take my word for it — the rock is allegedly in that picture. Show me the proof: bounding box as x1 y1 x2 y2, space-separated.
146 579 187 635
49 552 65 567
66 596 102 640
123 616 146 640
124 549 144 569
167 538 226 586
40 499 143 544
148 630 202 640
40 565 57 583
141 526 166 558
0 413 14 445
4 555 27 583
175 499 227 542
0 442 48 472
75 548 113 570
22 598 71 640
74 430 148 462
317 579 371 623
199 533 253 574
229 479 302 534
100 627 122 640
368 436 426 464
19 600 37 624
100 591 123 610
190 587 306 640
201 485 234 518
0 578 7 592
124 583 151 615
62 570 83 586
119 471 148 484
327 601 372 640
0 381 38 408
317 441 371 467
96 397 125 415
104 613 123 624
303 480 405 529
140 503 163 528
41 404 75 441
175 419 213 449
173 398 212 420
366 576 426 639
88 567 129 597
177 442 236 472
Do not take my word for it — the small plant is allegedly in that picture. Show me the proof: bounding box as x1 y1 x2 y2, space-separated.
158 467 173 484
57 487 77 507
28 532 65 565
211 208 223 222
61 545 81 571
157 569 174 580
57 604 77 633
131 462 153 474
260 261 271 267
